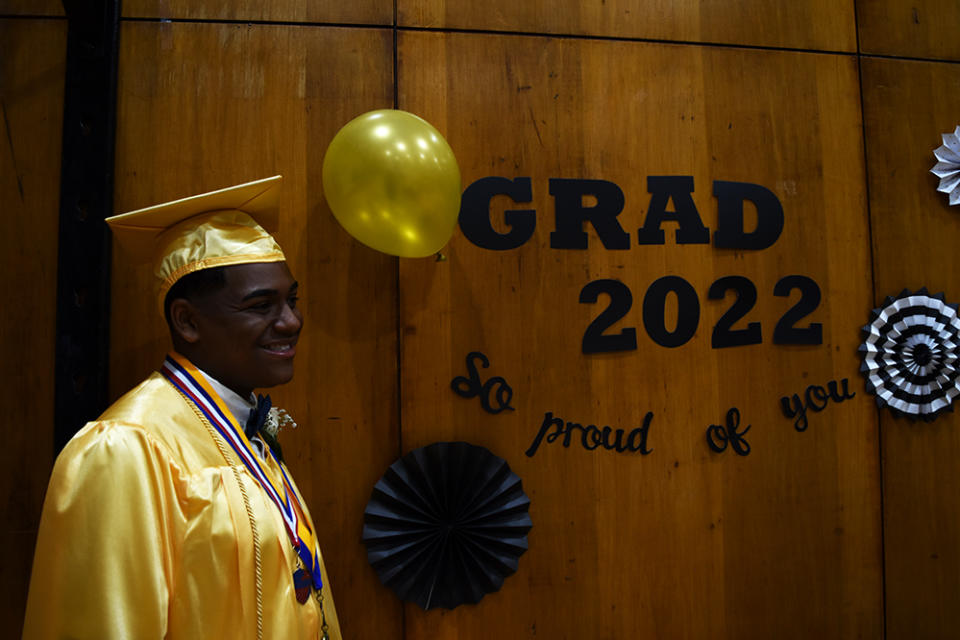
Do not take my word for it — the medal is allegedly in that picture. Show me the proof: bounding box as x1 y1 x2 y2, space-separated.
293 568 312 604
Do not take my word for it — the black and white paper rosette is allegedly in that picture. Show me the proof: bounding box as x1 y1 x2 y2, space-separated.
931 124 960 206
859 288 960 419
362 441 532 610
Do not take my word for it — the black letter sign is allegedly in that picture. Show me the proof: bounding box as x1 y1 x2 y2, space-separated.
459 177 536 250
637 176 710 245
451 352 515 414
549 178 630 250
712 180 784 250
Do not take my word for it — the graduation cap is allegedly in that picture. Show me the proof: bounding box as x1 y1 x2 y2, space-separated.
105 175 287 311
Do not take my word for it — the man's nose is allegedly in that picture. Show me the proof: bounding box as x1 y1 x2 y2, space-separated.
275 303 302 333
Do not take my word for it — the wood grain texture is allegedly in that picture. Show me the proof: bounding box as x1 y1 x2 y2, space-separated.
0 17 65 636
113 21 401 639
397 31 880 638
123 0 392 25
0 2 62 15
861 57 960 639
857 0 960 61
399 0 856 51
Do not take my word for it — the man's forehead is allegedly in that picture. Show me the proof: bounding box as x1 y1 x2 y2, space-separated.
221 262 297 293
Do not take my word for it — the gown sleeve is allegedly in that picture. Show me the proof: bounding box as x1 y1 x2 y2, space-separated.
22 421 180 640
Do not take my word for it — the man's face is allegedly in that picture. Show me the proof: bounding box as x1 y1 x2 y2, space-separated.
189 261 303 397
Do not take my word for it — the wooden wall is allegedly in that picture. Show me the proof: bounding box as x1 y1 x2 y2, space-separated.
0 13 65 639
862 56 960 638
3 1 959 638
398 30 880 638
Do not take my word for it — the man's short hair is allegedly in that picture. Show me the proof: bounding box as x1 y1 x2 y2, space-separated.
163 266 228 327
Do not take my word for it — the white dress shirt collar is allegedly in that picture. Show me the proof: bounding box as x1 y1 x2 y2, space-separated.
194 367 267 460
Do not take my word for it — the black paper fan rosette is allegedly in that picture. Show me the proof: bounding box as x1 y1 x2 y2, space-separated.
859 288 960 420
361 441 532 610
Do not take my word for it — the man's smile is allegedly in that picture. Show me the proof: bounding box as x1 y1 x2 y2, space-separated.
261 339 297 357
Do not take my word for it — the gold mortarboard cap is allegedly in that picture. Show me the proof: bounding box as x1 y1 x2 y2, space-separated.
105 175 287 312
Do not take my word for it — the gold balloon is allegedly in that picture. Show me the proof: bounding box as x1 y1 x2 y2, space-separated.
322 109 462 258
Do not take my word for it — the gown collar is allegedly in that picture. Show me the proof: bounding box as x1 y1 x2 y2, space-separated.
194 366 267 459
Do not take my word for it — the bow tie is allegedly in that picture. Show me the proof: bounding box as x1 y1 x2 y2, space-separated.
245 394 285 462
245 393 272 440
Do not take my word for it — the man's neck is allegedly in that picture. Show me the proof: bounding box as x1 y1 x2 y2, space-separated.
194 366 256 423
170 344 252 398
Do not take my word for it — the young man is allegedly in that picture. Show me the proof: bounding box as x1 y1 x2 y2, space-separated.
22 176 341 639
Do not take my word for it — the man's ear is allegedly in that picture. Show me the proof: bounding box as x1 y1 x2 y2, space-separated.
168 298 202 344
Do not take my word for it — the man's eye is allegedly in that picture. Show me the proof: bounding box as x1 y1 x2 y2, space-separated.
247 300 272 312
287 295 299 309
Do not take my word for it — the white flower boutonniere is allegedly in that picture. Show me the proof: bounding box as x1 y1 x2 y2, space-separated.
262 407 298 440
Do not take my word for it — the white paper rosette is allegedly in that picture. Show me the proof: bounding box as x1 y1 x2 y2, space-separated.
931 125 960 206
859 289 960 420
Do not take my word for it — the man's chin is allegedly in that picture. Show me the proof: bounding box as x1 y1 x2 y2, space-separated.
254 362 296 390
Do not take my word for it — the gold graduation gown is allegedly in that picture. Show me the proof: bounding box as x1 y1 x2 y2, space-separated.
22 371 341 639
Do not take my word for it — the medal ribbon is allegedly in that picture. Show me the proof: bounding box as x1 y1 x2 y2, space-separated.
161 353 324 590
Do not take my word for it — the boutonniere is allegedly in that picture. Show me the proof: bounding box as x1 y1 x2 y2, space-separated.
262 406 298 439
261 406 297 463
